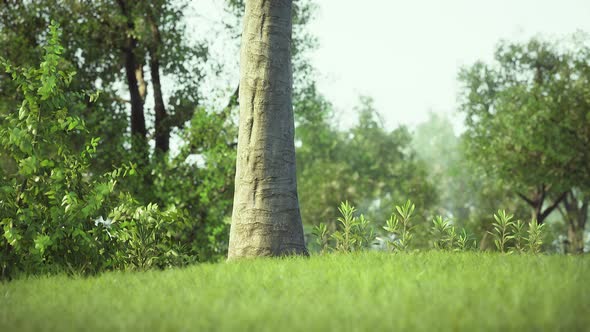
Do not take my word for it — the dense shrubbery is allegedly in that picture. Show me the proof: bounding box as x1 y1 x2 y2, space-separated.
312 199 546 255
0 24 222 279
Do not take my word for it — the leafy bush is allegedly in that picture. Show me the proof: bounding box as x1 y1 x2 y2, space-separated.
526 220 545 254
0 23 206 279
488 210 546 254
312 222 330 253
489 210 515 253
431 216 452 249
330 201 374 252
431 216 475 251
383 200 415 251
0 23 122 277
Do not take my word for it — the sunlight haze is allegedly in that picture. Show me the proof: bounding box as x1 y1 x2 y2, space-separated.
308 0 590 131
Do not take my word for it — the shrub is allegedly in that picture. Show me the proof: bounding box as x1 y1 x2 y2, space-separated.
0 23 203 278
383 200 415 251
489 210 515 253
312 222 330 253
331 201 374 252
526 220 545 254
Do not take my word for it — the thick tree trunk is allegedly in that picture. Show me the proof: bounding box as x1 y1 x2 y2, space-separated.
567 223 584 254
228 0 308 258
562 191 588 254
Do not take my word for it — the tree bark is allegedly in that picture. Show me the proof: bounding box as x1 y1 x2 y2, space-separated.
228 0 308 258
562 191 587 254
118 0 148 164
123 45 147 142
148 17 169 153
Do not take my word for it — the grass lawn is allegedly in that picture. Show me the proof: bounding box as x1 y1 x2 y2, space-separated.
1 251 588 331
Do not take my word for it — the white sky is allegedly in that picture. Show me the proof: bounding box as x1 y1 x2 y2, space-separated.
192 0 590 132
308 0 590 131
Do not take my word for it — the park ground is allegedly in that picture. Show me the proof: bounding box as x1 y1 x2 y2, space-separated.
1 251 589 331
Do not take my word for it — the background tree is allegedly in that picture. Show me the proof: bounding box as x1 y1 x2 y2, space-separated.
458 36 590 253
412 113 530 249
296 96 438 247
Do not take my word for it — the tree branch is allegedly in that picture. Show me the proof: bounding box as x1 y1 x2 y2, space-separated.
539 191 568 222
516 192 535 207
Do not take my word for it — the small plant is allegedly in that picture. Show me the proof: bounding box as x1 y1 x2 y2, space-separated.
431 216 466 250
355 214 375 250
446 225 458 250
331 202 376 252
457 229 475 251
526 219 545 254
312 223 330 254
383 200 415 251
489 210 515 253
331 201 358 252
431 216 452 249
511 219 526 253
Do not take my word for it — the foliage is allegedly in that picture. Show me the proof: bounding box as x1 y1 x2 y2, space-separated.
512 219 526 253
0 24 120 276
330 201 374 252
411 113 530 245
488 210 547 254
311 222 330 253
458 36 590 233
383 200 415 251
527 220 545 254
431 216 452 249
489 210 516 253
457 229 474 251
431 216 475 251
297 96 437 235
0 24 213 279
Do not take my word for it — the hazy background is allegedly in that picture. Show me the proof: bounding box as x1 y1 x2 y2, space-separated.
193 0 590 132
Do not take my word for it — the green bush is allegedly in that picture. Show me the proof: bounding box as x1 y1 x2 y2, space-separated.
0 23 208 279
383 200 415 251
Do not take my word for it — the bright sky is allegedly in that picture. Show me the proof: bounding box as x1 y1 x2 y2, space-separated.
308 0 590 131
192 0 590 132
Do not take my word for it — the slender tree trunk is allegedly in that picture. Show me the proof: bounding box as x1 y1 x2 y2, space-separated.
148 15 169 153
150 55 169 153
119 0 148 164
228 0 308 258
123 46 147 143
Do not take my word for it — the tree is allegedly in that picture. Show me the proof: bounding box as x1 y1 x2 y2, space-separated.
0 0 206 171
228 0 308 258
295 96 438 248
459 36 590 252
412 113 530 248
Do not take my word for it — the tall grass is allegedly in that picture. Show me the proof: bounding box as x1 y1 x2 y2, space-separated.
1 252 588 331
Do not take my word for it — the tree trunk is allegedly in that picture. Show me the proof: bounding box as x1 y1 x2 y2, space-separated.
119 0 148 164
562 191 588 254
228 0 308 258
123 44 147 144
148 30 169 153
567 223 584 254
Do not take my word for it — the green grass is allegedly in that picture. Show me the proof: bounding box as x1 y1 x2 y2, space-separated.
1 252 588 331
